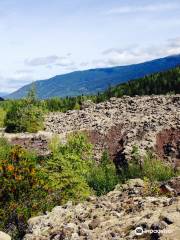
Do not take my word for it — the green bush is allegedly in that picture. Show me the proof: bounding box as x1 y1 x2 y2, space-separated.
47 133 93 204
87 151 119 196
0 133 94 239
0 139 53 239
4 88 44 133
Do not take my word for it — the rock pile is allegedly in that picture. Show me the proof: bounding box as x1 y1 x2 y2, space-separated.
24 178 180 240
2 131 53 157
45 95 180 164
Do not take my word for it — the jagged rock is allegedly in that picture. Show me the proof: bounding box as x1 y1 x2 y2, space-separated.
167 176 180 195
23 178 180 240
160 184 176 196
45 95 180 163
3 95 179 164
88 217 101 230
3 132 54 158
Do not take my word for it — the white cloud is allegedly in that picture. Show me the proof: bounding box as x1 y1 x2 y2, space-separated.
25 54 75 69
16 69 34 74
80 62 89 67
25 55 60 66
56 58 74 67
106 3 179 15
0 53 76 92
2 38 180 93
0 73 34 92
90 37 180 68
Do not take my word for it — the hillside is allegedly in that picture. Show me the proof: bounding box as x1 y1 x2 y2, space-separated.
38 66 180 113
98 65 180 102
0 93 7 98
6 54 180 99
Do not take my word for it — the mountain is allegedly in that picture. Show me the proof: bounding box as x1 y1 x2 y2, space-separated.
0 92 7 97
6 54 180 99
43 66 180 113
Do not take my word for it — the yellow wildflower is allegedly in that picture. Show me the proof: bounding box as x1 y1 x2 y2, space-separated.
15 175 22 181
31 168 36 175
7 165 14 172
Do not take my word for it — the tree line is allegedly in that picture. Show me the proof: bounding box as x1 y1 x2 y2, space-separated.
0 66 180 114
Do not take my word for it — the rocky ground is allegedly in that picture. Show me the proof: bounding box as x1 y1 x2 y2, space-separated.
2 95 179 167
45 95 180 168
23 178 180 240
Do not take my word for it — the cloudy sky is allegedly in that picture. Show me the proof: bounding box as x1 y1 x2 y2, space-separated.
0 0 180 93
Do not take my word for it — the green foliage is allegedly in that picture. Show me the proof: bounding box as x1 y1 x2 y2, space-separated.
0 108 6 127
87 151 119 196
131 145 140 164
42 66 180 112
0 133 94 239
142 152 175 182
101 66 180 100
4 88 44 133
0 139 52 239
47 133 93 204
0 131 178 239
45 95 90 112
121 149 176 182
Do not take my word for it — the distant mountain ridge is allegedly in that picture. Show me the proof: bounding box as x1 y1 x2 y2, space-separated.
0 92 7 97
6 54 180 99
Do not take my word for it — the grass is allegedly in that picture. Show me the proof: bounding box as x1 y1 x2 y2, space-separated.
121 150 177 182
0 108 6 127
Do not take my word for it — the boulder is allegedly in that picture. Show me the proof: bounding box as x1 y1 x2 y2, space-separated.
45 95 180 165
24 179 180 240
0 232 11 240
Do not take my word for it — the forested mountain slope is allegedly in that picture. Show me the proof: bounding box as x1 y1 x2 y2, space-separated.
6 55 180 99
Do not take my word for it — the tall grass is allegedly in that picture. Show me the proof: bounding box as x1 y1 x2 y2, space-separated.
122 150 176 182
87 151 119 196
0 108 6 127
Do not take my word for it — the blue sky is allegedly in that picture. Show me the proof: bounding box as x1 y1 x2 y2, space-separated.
0 0 180 93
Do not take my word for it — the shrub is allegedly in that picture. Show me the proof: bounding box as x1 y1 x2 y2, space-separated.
5 88 44 133
47 133 93 204
0 133 176 239
0 134 93 239
0 139 53 239
87 151 119 196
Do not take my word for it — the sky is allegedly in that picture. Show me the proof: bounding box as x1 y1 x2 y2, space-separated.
0 0 180 93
